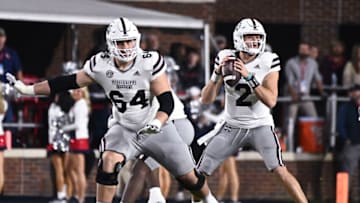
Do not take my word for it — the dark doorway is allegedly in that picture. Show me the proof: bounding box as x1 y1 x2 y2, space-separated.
0 20 66 77
339 24 360 60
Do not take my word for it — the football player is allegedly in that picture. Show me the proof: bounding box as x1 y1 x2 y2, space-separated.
198 18 308 203
7 18 217 203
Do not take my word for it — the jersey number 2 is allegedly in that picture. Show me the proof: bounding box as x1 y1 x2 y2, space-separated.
235 84 251 106
109 90 149 113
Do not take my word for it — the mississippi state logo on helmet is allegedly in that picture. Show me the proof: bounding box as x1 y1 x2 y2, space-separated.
106 17 141 62
233 18 266 55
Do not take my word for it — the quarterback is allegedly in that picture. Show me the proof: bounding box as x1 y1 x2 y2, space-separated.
199 18 308 203
7 18 217 203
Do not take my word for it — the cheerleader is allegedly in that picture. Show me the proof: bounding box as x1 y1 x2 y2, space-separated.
63 87 90 203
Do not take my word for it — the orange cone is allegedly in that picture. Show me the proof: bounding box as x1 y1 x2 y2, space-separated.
336 172 349 203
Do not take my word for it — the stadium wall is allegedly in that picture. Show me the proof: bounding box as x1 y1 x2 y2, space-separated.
3 150 355 201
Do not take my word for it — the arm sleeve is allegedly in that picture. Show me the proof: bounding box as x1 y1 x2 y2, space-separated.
156 91 174 116
48 74 80 95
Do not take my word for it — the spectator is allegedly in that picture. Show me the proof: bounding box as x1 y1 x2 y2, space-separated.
343 44 360 88
0 27 23 123
337 84 360 200
178 48 204 90
169 43 186 67
214 35 227 50
0 83 7 195
145 33 160 51
310 45 320 61
0 27 23 82
320 41 346 85
285 42 324 149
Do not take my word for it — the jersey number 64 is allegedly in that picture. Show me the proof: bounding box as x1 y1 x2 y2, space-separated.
109 90 149 113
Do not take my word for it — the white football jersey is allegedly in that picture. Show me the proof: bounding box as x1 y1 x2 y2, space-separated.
84 50 166 131
214 49 281 128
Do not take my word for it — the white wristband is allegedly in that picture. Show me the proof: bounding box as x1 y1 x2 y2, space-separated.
210 71 221 83
149 119 162 128
18 84 35 95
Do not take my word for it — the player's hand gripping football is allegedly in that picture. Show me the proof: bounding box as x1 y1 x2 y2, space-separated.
216 56 233 74
233 59 250 78
137 119 162 135
6 73 35 95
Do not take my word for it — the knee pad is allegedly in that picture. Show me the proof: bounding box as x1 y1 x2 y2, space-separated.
96 159 123 186
177 169 205 192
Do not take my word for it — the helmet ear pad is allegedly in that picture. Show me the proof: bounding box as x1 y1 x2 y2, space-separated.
233 18 267 55
106 18 141 62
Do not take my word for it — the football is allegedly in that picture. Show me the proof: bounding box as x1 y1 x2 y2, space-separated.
221 59 241 86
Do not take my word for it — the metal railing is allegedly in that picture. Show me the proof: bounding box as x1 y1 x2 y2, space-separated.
4 85 352 151
277 85 351 152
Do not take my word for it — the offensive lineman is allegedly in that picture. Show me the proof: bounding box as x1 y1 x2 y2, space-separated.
6 18 217 203
198 18 308 203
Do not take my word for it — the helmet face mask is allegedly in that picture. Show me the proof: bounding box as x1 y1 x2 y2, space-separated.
233 18 266 55
106 18 141 62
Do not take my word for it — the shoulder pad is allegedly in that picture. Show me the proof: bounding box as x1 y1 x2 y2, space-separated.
150 51 166 75
86 52 108 72
269 52 280 70
259 52 281 70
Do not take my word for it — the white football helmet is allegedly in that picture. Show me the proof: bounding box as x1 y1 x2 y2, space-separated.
106 17 141 62
233 18 266 55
